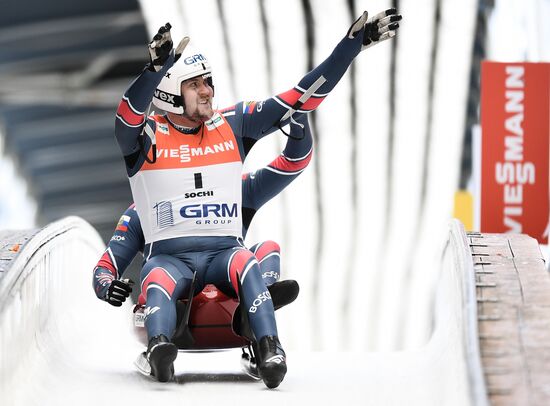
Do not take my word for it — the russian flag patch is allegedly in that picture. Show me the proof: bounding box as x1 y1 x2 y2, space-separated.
116 215 131 232
243 101 257 114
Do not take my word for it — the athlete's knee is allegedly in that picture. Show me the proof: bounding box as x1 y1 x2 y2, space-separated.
140 266 178 302
140 256 193 302
228 249 259 292
252 240 281 262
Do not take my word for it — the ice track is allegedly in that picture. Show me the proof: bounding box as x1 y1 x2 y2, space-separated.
0 217 486 405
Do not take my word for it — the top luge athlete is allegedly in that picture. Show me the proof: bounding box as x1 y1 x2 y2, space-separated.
109 8 401 388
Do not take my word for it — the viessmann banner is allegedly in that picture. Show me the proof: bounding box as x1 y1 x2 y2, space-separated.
480 61 550 244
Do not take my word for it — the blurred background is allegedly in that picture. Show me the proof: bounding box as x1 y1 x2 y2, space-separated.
1 0 548 351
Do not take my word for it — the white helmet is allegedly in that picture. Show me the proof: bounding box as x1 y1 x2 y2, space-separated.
152 51 213 114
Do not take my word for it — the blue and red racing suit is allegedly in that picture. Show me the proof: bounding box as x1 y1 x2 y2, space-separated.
112 30 365 342
94 116 312 306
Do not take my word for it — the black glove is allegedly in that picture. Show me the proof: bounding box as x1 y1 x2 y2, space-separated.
148 23 190 72
148 23 174 72
348 9 402 51
104 279 133 307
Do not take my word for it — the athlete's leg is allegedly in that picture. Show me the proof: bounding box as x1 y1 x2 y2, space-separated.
140 254 194 339
205 247 287 388
140 254 194 382
249 240 281 286
205 247 277 340
249 240 299 311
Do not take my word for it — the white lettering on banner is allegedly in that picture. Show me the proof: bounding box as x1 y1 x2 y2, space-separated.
495 66 536 233
156 140 235 163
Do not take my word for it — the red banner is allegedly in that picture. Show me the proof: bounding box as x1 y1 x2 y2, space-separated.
480 62 550 244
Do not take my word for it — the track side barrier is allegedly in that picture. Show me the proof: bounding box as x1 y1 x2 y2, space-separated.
386 219 488 405
0 216 106 404
447 219 489 406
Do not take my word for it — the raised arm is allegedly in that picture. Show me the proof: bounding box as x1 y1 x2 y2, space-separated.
223 9 402 145
241 115 313 235
114 24 189 175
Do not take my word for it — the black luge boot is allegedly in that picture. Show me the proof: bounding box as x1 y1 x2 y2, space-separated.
257 335 287 389
147 334 178 382
268 280 299 310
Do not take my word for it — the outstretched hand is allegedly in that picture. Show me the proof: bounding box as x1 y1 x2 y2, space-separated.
148 23 190 72
347 9 402 51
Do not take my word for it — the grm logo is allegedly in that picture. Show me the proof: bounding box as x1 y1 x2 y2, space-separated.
180 203 238 218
